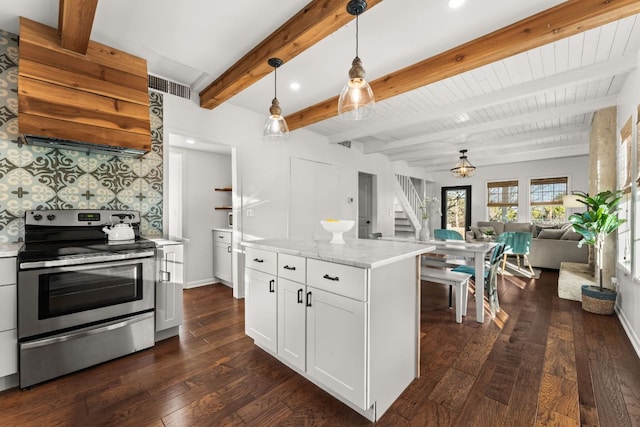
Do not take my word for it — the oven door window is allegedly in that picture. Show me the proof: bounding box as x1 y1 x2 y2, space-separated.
39 263 144 319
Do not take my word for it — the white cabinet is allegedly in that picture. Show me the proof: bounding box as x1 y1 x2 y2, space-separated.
277 278 306 371
245 268 277 353
0 257 17 378
244 242 420 422
155 243 184 337
213 230 232 284
307 287 366 407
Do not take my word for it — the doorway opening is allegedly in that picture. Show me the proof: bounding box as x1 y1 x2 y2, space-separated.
441 185 472 238
358 172 377 238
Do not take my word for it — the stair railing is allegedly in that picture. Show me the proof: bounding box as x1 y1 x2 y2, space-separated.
394 174 421 233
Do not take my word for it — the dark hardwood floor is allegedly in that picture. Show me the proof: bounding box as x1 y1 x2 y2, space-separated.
1 269 640 426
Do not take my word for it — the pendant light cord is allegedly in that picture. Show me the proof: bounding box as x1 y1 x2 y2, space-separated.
355 14 359 58
273 66 277 99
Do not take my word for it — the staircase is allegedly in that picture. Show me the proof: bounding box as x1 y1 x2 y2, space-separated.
394 209 416 238
393 174 422 239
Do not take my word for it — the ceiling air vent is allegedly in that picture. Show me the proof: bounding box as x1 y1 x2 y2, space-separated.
148 74 191 100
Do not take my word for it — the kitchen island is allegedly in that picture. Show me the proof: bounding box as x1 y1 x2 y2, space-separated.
242 237 434 422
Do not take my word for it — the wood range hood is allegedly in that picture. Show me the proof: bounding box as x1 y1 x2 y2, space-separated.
18 14 152 157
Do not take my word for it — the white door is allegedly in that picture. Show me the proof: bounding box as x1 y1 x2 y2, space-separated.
290 158 340 238
306 287 367 409
156 244 184 331
277 278 306 371
358 172 374 238
245 269 277 353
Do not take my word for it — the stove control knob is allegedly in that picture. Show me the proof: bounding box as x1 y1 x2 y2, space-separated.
33 214 42 221
47 214 56 221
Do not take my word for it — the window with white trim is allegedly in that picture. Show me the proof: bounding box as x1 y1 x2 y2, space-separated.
529 177 567 224
487 180 518 222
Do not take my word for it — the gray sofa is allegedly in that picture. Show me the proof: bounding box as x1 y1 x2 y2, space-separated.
466 221 588 270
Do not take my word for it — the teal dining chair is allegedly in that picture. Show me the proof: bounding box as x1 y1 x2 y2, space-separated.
433 229 464 241
452 242 505 317
499 231 534 275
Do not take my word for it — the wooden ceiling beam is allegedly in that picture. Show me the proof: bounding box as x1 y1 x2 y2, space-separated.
198 0 384 109
58 0 98 54
286 0 640 130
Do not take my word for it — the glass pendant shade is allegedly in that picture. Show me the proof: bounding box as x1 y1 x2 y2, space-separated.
450 150 476 178
263 58 289 142
339 2 374 120
338 57 375 120
263 97 289 142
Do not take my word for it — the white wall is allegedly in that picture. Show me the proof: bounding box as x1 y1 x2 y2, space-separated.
163 96 429 240
169 146 231 287
616 59 640 357
162 95 429 296
428 156 590 225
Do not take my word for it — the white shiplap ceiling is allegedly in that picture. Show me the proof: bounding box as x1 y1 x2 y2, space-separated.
0 1 638 172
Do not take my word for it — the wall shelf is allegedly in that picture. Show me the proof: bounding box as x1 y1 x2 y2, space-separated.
215 206 232 210
215 187 232 191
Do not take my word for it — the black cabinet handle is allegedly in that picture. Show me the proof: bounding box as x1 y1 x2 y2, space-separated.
227 246 231 253
283 265 296 271
269 279 275 293
253 258 264 263
297 288 303 304
323 274 339 281
306 291 312 307
218 235 224 239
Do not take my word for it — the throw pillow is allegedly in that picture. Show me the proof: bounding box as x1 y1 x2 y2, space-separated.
537 229 565 239
469 226 483 239
560 227 582 241
533 224 559 238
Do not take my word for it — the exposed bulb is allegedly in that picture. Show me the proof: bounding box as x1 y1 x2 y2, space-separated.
338 57 375 120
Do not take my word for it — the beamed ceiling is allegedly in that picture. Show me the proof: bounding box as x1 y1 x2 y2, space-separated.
1 0 639 172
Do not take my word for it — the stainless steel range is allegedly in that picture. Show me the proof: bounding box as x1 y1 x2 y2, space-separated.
17 209 156 388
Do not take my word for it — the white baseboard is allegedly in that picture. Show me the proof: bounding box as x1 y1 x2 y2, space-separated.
616 304 640 359
183 277 232 289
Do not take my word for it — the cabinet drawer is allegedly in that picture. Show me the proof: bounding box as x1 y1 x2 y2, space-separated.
0 285 16 332
245 247 277 275
213 230 231 244
307 259 367 301
0 258 16 286
278 253 306 283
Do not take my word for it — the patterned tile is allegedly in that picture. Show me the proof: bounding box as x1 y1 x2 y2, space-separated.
0 30 164 242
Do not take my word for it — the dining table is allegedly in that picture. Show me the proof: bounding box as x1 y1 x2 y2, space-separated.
383 237 497 323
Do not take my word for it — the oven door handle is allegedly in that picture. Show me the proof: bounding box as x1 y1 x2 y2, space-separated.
20 311 154 350
19 250 156 269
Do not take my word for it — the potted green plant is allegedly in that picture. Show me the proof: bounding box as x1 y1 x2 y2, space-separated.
569 190 626 315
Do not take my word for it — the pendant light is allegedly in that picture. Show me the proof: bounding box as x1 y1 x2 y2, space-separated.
263 58 289 141
338 0 375 120
450 149 476 178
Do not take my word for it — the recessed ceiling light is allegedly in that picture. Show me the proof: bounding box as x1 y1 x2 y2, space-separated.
185 139 195 144
448 0 465 8
290 82 301 91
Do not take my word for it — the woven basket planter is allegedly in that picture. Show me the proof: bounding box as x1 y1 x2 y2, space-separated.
581 284 616 315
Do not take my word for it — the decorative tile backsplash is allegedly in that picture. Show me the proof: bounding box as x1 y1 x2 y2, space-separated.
0 29 164 242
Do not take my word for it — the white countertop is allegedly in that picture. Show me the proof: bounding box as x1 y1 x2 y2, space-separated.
212 227 233 233
145 236 188 246
0 242 23 257
242 237 434 269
